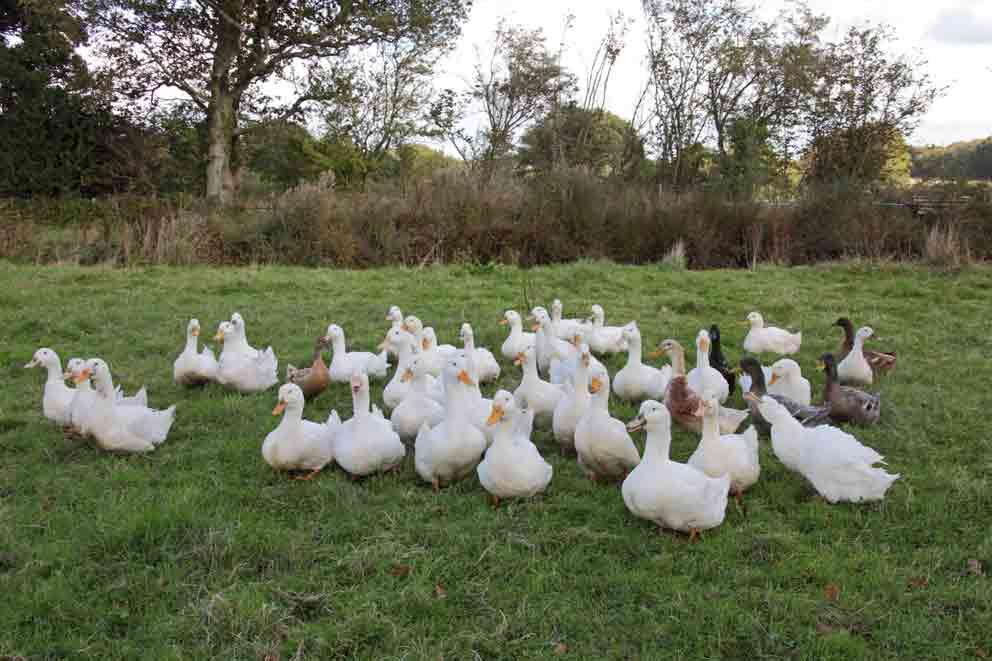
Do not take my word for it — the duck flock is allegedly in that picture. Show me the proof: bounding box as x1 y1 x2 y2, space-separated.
24 301 900 539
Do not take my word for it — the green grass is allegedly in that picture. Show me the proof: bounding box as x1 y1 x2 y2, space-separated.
1 260 990 660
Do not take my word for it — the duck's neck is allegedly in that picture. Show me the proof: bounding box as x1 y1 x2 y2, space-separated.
492 418 516 447
747 367 767 396
669 346 685 376
396 341 416 367
94 374 116 399
626 334 643 366
185 333 199 353
696 344 710 370
523 356 540 381
352 386 370 417
822 364 840 401
852 334 866 355
76 378 93 392
311 343 326 367
592 382 610 411
282 402 305 427
330 335 347 357
573 366 591 407
509 318 523 337
643 424 671 463
43 361 64 383
700 406 720 443
593 310 604 328
411 373 432 393
463 334 475 353
840 323 855 353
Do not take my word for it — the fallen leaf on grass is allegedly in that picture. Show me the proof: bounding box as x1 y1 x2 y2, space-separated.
967 559 984 576
823 583 840 602
553 643 569 655
815 622 835 635
389 564 412 578
434 583 446 599
908 577 929 590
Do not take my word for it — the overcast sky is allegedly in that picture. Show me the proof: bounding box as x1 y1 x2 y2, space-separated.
437 0 992 147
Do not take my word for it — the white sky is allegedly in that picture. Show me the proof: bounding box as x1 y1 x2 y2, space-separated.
437 0 992 147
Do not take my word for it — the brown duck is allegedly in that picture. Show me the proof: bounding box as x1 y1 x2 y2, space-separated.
286 336 331 401
835 317 896 376
651 339 748 434
818 353 881 426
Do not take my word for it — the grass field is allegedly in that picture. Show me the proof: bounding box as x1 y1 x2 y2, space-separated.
1 260 990 660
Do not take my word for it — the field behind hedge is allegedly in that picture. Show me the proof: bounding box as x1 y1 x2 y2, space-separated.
1 261 990 660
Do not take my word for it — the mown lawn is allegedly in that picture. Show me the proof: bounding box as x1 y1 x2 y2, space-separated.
1 261 990 660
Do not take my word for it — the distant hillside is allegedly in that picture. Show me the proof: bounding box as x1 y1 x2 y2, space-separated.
910 137 992 181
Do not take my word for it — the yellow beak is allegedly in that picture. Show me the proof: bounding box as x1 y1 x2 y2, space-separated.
214 330 224 342
531 323 540 332
272 401 286 415
513 353 525 366
647 349 665 359
458 369 474 386
486 405 505 426
422 338 430 351
589 377 603 394
769 373 780 385
191 327 200 337
72 369 91 384
401 369 413 382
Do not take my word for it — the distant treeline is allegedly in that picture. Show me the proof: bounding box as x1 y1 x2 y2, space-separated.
911 138 992 182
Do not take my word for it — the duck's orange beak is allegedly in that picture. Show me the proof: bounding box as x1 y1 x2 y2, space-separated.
486 405 504 426
499 319 508 326
693 401 706 417
72 369 91 384
191 327 200 337
531 323 540 332
647 349 664 359
272 401 286 415
401 369 414 383
769 373 780 385
698 337 710 353
513 353 525 366
589 377 603 394
421 338 430 350
214 330 224 342
458 369 474 386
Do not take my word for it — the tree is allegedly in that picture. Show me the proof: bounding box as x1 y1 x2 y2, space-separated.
518 105 644 177
432 21 576 167
0 0 126 196
801 24 943 185
87 0 470 204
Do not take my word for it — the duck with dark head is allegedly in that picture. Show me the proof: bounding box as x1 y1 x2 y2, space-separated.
817 352 881 427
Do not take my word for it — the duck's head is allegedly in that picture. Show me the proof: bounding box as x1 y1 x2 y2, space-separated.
459 323 474 343
620 321 640 342
514 346 535 367
422 327 440 351
501 310 520 326
402 316 423 335
386 305 403 323
487 390 516 426
589 304 605 321
649 339 680 360
379 327 410 353
589 364 608 395
745 311 764 328
273 383 304 415
350 370 369 397
323 324 344 342
401 355 426 382
627 399 669 433
551 299 564 317
214 321 234 343
528 307 550 331
856 326 874 342
187 318 201 338
230 312 245 331
83 358 112 389
769 358 800 385
441 354 474 387
834 317 853 332
696 329 711 354
579 343 592 368
815 353 837 376
24 347 58 370
693 391 719 418
64 357 86 381
708 324 721 345
744 392 788 423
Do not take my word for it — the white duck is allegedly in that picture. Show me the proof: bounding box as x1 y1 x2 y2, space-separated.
512 346 565 428
478 391 553 506
215 317 278 393
263 383 337 478
688 393 760 510
173 318 219 386
382 305 407 359
24 348 74 426
531 307 579 380
459 323 500 382
414 354 488 490
751 394 900 503
391 355 446 442
550 299 585 341
574 368 641 483
65 358 144 437
584 304 626 355
323 323 389 382
334 371 406 478
381 327 428 411
768 358 812 406
837 326 875 386
622 401 730 541
499 310 535 361
551 346 598 454
613 322 672 402
686 329 730 404
78 358 175 453
742 311 802 355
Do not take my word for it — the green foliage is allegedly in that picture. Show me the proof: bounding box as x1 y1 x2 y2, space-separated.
397 143 460 179
244 121 335 191
518 105 645 178
911 138 992 181
1 263 991 658
716 119 780 198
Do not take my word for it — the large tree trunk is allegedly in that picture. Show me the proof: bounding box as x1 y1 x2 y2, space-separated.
206 90 236 204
